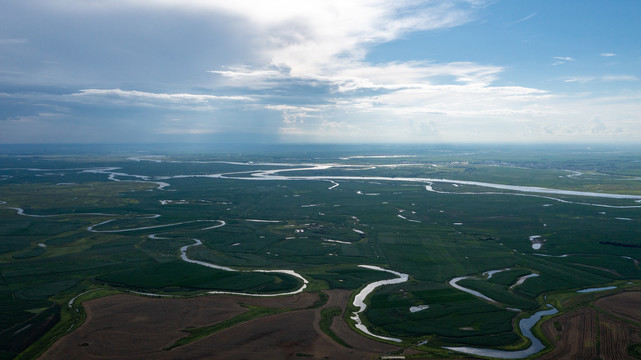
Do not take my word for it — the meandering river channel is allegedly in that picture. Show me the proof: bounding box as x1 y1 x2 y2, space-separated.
4 159 635 355
444 305 559 359
350 265 409 343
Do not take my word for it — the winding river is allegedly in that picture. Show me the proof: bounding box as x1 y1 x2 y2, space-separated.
444 305 559 359
150 226 309 297
3 159 637 353
55 160 641 206
232 164 641 203
449 276 499 303
444 269 558 358
85 216 311 297
350 265 409 343
7 161 641 208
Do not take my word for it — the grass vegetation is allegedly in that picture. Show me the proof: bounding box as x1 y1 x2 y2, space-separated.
319 307 351 348
13 287 119 360
164 304 290 350
1 144 641 357
629 343 641 358
97 260 301 294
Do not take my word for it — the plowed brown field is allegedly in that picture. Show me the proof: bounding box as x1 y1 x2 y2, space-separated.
540 291 641 360
595 291 641 325
539 308 598 360
599 315 639 360
40 291 406 360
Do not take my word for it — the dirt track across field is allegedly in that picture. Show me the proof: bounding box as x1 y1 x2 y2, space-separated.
40 290 405 360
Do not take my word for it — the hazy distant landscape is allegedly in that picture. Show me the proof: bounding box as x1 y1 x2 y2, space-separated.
1 144 640 359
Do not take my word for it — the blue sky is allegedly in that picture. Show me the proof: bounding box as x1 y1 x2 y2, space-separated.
1 0 640 144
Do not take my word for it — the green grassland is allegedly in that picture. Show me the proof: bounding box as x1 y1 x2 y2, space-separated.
1 144 641 358
367 283 523 346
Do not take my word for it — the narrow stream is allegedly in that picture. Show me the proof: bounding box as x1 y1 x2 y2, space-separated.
350 265 409 343
444 305 558 359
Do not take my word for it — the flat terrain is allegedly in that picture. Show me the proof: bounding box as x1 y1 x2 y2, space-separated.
539 308 599 359
595 291 641 324
41 294 250 359
40 291 402 360
2 145 641 359
540 291 641 360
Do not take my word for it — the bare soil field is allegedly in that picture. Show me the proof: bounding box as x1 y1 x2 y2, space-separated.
599 315 639 360
540 294 641 360
39 291 406 360
40 294 250 359
595 291 641 325
35 289 641 360
539 307 598 360
175 303 379 359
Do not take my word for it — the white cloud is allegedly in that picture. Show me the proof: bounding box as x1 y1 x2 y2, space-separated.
562 75 638 83
266 104 321 124
5 0 640 144
276 86 641 143
199 1 484 79
73 89 251 102
0 38 28 44
563 77 595 84
601 75 638 82
209 67 285 80
507 12 536 26
156 128 216 134
552 56 575 65
47 0 481 77
266 105 320 112
213 61 505 93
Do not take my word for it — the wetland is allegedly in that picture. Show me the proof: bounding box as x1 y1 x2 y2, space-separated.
2 144 641 359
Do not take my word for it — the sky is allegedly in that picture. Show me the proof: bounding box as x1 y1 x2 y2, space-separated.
1 0 640 144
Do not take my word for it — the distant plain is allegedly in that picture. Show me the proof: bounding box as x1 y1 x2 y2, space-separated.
1 144 640 359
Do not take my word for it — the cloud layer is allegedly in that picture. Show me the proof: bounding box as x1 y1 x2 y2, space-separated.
1 0 640 143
